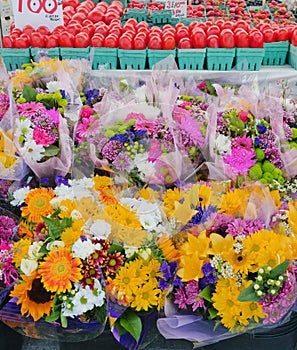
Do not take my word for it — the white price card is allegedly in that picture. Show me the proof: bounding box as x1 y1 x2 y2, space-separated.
165 0 187 18
12 0 64 32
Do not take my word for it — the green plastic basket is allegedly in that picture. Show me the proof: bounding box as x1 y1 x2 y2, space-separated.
60 47 90 60
177 48 206 70
125 8 148 21
147 49 176 69
1 48 31 71
179 17 206 25
150 9 173 25
91 47 118 69
288 44 297 70
118 49 147 69
30 48 60 62
206 48 235 70
262 41 289 65
235 48 264 71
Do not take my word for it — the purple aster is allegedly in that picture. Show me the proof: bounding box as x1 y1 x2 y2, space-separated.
185 280 206 312
0 93 9 121
101 140 123 161
174 288 188 310
112 152 130 171
216 112 227 134
205 213 235 237
226 218 265 237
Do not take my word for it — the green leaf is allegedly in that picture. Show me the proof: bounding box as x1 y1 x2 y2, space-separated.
22 85 37 102
45 311 60 323
43 145 60 157
108 242 125 254
238 283 260 302
205 80 216 96
119 309 142 342
198 285 212 302
61 314 68 328
270 260 290 279
208 307 218 320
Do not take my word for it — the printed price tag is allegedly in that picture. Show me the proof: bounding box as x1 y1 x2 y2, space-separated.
165 0 187 17
12 0 64 31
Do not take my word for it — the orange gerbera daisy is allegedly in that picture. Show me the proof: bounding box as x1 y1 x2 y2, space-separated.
10 271 54 321
21 188 55 223
39 247 82 293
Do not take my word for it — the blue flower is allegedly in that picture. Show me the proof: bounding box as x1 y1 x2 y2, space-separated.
257 124 267 134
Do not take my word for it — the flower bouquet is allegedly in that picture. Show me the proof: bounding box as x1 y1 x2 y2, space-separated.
157 181 297 347
0 176 113 341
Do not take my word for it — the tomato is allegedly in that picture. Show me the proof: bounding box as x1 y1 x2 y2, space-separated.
178 37 192 49
14 36 29 48
235 20 250 32
88 8 105 23
148 35 162 49
235 29 249 48
67 23 82 36
103 34 119 48
220 29 235 48
22 25 35 37
207 25 221 37
95 24 109 36
72 12 87 22
249 30 264 48
45 35 58 48
134 35 147 50
52 25 65 35
262 28 275 42
291 28 297 46
162 34 176 50
90 33 105 47
74 32 90 48
2 35 13 48
275 28 288 42
104 10 120 24
221 21 235 31
175 27 189 43
58 31 74 47
30 32 45 48
207 34 220 48
119 34 134 49
191 28 207 48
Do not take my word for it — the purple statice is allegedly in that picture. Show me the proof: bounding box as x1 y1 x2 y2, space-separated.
101 140 123 161
216 112 227 134
205 213 235 237
112 153 131 171
174 288 188 310
185 280 206 312
199 262 217 291
283 122 293 140
158 261 182 291
0 93 9 121
254 130 283 168
226 218 265 238
0 215 16 241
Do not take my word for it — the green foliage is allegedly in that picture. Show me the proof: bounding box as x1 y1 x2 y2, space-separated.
116 309 142 342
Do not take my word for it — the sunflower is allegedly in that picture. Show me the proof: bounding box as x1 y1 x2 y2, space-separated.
163 187 184 217
158 235 180 263
39 247 82 293
13 238 32 268
130 280 161 311
223 248 254 275
218 188 248 217
21 188 55 223
10 272 53 321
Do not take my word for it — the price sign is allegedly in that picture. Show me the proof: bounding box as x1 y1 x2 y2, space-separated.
12 0 64 31
165 0 187 18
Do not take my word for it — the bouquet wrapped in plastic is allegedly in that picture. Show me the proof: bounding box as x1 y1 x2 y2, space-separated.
157 181 297 347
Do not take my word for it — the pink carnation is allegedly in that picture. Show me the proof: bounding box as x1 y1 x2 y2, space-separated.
33 128 56 146
81 106 94 118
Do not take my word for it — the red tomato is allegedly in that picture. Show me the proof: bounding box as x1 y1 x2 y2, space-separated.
207 34 220 48
148 35 162 49
119 34 134 49
22 25 35 37
178 37 192 49
220 29 235 48
88 8 105 23
58 31 74 47
2 35 13 48
249 30 264 48
67 23 82 36
90 33 105 47
235 20 250 32
292 29 297 46
221 21 235 31
95 24 109 36
74 32 90 48
262 28 275 42
52 25 65 35
14 36 29 48
104 10 120 24
133 35 147 50
207 25 220 37
275 28 288 42
30 32 45 48
109 27 122 37
103 34 119 48
235 29 249 47
162 34 176 50
191 28 207 48
175 27 189 43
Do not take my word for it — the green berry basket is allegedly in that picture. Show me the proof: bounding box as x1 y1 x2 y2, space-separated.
177 48 206 70
60 47 90 61
91 47 118 69
118 49 147 69
262 41 289 65
288 44 297 70
30 47 60 62
235 48 264 71
150 9 173 25
147 49 176 69
124 8 148 21
1 48 31 71
206 48 235 70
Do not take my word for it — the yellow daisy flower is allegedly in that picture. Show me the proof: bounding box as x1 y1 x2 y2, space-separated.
163 187 184 217
141 258 162 281
219 188 248 217
112 262 139 300
93 175 113 190
61 223 84 249
130 280 161 311
39 247 82 293
136 187 160 201
21 188 55 223
104 204 141 228
13 238 32 268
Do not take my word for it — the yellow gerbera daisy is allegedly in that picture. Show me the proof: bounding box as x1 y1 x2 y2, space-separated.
218 188 248 217
21 188 55 223
104 204 141 228
39 247 82 293
10 272 53 321
93 175 113 190
163 187 184 217
136 187 160 201
130 280 161 311
58 198 77 218
288 201 297 235
13 238 32 268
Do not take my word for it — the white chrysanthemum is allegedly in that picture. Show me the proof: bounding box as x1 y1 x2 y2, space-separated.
215 134 231 155
130 153 156 180
89 219 111 239
22 139 45 161
72 238 101 260
10 186 30 206
46 81 66 93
